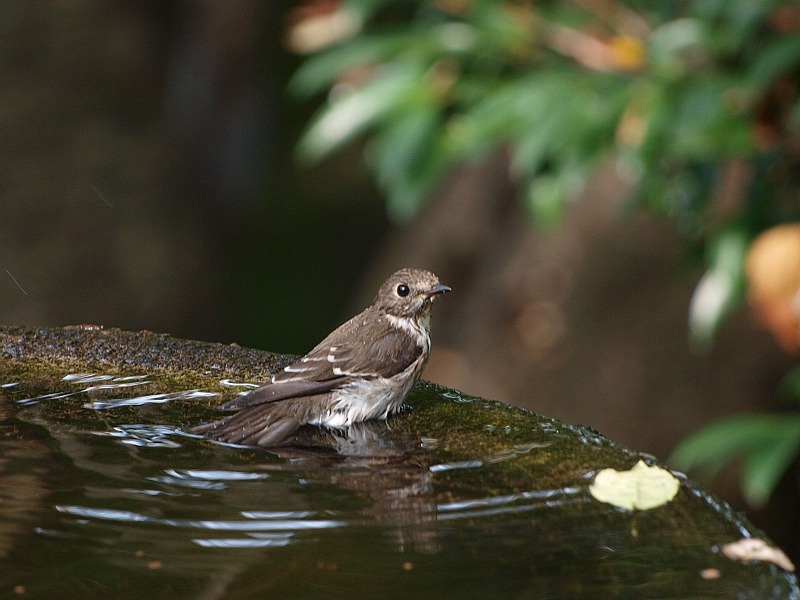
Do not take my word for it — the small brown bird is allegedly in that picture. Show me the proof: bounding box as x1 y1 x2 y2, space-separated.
193 268 450 447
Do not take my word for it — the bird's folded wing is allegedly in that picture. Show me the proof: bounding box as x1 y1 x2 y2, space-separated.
220 325 422 410
277 325 423 381
219 378 344 410
356 326 423 378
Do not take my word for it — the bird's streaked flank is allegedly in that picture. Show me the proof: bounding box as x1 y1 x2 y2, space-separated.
193 268 450 447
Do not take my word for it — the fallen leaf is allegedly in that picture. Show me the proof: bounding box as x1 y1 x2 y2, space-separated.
589 459 680 510
721 538 795 572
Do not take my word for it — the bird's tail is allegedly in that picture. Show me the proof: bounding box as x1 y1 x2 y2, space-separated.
191 401 306 447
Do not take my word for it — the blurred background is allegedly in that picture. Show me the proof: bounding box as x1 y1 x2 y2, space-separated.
2 0 800 562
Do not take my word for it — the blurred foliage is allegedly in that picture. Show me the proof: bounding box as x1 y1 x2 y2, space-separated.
670 367 800 508
290 0 800 339
289 0 800 505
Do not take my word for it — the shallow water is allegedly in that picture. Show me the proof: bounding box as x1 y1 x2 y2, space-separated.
1 368 797 599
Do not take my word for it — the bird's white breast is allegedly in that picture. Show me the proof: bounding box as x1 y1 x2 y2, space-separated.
309 376 413 428
310 314 430 428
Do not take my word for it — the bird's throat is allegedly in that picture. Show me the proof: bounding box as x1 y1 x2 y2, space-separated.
386 312 430 339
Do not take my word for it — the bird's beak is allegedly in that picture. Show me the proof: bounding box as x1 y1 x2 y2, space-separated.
425 283 451 298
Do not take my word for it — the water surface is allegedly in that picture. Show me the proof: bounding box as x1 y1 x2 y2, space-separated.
1 363 796 599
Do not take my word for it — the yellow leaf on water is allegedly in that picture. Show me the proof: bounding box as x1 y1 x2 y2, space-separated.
589 460 680 510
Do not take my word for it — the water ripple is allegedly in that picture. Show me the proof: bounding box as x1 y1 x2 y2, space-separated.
164 469 270 481
441 391 474 403
17 373 153 406
436 488 588 521
436 496 589 521
241 511 315 519
193 536 293 548
63 373 149 384
86 389 216 410
55 504 347 543
147 468 271 491
219 379 259 388
429 460 484 472
94 424 195 448
430 442 552 472
485 442 552 463
438 487 583 512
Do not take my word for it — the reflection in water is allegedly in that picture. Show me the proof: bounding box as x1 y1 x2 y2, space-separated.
0 391 54 574
273 421 440 554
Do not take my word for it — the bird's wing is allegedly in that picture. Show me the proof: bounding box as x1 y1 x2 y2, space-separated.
220 318 423 410
277 319 424 380
218 378 343 410
353 324 424 378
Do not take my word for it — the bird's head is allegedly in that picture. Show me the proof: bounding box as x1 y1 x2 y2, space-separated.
374 268 451 319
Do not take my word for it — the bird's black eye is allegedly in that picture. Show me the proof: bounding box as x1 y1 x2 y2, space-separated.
396 284 410 297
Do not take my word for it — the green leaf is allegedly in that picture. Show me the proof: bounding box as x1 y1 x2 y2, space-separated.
296 62 425 162
745 33 800 93
648 18 706 77
788 97 800 133
689 0 771 54
368 103 447 220
667 78 753 160
780 366 800 401
670 413 800 507
343 0 399 20
741 420 800 506
670 414 765 479
453 78 538 154
467 2 535 52
525 174 568 226
288 36 412 98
